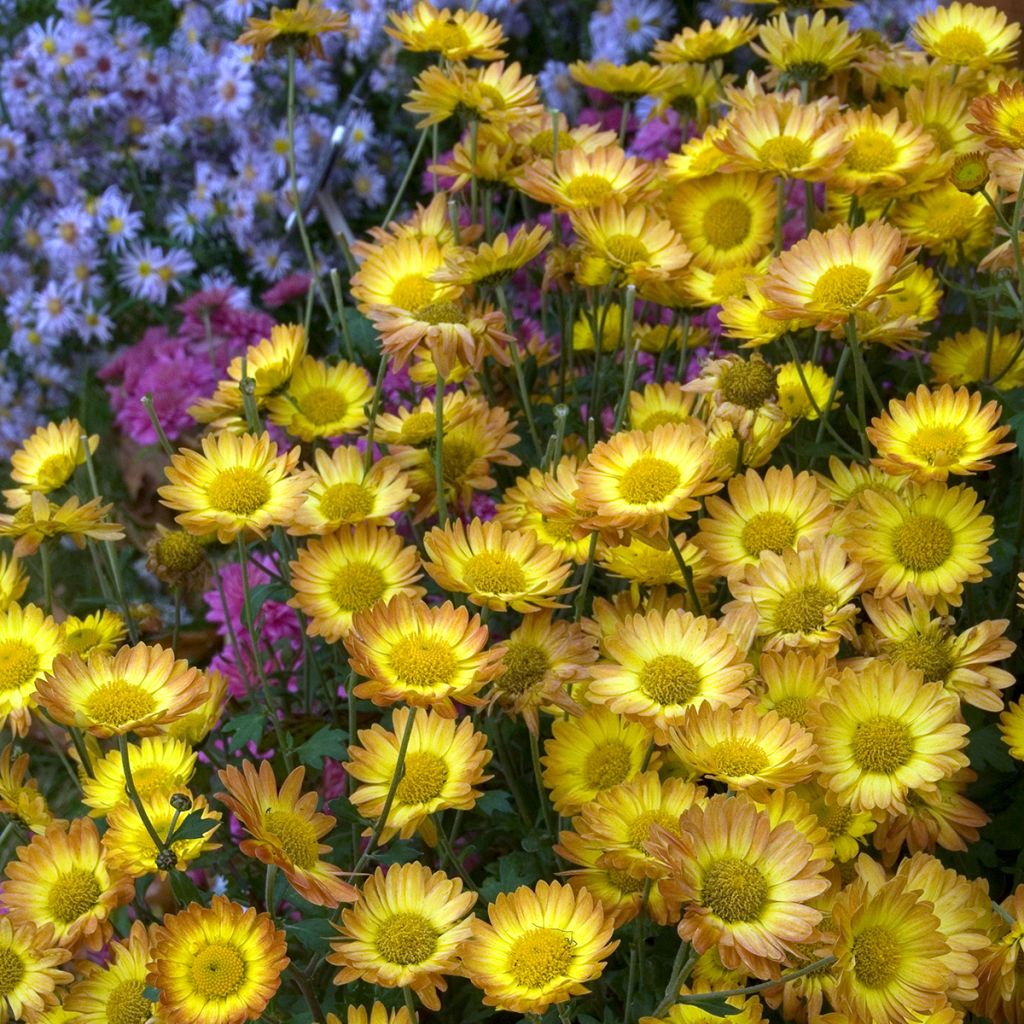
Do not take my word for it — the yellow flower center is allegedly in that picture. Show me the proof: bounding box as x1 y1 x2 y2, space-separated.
399 411 437 446
811 265 871 310
462 551 527 595
950 152 989 192
0 640 39 691
583 739 633 791
375 911 439 965
0 948 25 998
907 425 967 466
711 265 754 299
442 438 480 483
845 130 898 173
12 504 39 527
84 680 157 729
153 531 206 572
190 943 247 999
132 764 177 798
106 979 152 1024
702 196 753 251
506 927 576 988
701 857 768 922
851 924 901 987
636 410 687 430
35 452 77 491
888 633 954 683
329 562 386 612
298 386 349 427
772 695 808 724
388 635 459 690
391 273 437 311
740 510 797 556
774 585 836 634
264 809 321 869
564 173 615 205
638 654 702 706
420 20 470 53
414 299 465 325
709 738 770 777
529 129 576 157
758 135 813 171
608 867 646 894
64 627 103 654
822 803 853 837
207 468 271 516
626 809 679 850
892 514 953 572
319 482 374 522
46 868 102 924
934 26 987 63
605 234 650 265
929 194 980 239
497 640 550 695
718 359 778 408
850 715 913 773
395 751 449 804
619 456 681 505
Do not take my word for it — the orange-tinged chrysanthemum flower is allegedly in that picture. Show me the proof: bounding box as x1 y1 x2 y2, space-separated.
628 381 699 432
648 793 829 978
7 418 98 497
59 609 126 658
81 734 196 817
159 431 309 543
345 707 491 844
867 384 1014 482
217 760 356 907
432 225 550 288
423 517 572 613
978 884 1024 1023
385 2 506 60
516 147 655 211
0 743 61 835
653 16 758 62
161 667 228 746
1 819 133 952
913 1 1020 68
753 650 833 727
344 593 499 716
461 880 617 1013
63 920 155 1024
148 895 288 1024
809 661 969 813
327 863 476 1010
0 917 71 1024
0 492 124 557
350 236 458 314
969 80 1024 150
404 61 541 128
237 0 347 61
265 356 373 442
288 524 425 642
36 643 203 739
0 602 62 737
891 183 992 264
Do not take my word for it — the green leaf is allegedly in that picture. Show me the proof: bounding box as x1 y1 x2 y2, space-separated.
287 917 337 954
679 997 742 1017
476 790 514 816
170 809 221 842
248 581 292 607
297 727 347 770
169 871 203 906
223 711 267 752
143 986 161 1002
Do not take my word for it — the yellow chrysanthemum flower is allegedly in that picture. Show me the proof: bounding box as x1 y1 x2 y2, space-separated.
36 643 204 739
1001 698 1024 760
7 418 98 497
968 80 1024 151
788 781 875 863
351 237 458 314
59 609 126 658
148 895 288 1024
0 918 71 1024
288 524 425 642
648 61 727 124
217 760 355 907
0 553 27 612
810 661 968 812
844 481 993 609
423 517 572 613
1 819 133 952
404 61 541 128
653 16 758 63
332 1005 414 1024
754 650 833 727
641 992 767 1024
568 59 669 98
542 705 657 815
81 734 196 816
913 1 1020 69
238 0 347 59
588 608 752 738
265 356 373 442
718 279 801 347
0 602 62 737
385 1 506 60
555 830 650 929
63 921 155 1024
160 667 228 746
517 146 654 211
461 880 617 1013
892 183 993 263
344 593 499 716
777 360 838 420
665 123 732 182
0 744 60 834
628 382 699 432
931 326 1024 389
0 492 124 557
598 531 712 609
327 862 476 1010
345 707 491 843
432 224 550 288
752 11 861 84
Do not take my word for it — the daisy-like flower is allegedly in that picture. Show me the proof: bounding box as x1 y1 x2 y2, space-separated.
7 418 98 497
0 553 27 611
217 760 356 907
385 2 506 61
1001 698 1024 760
556 831 650 929
719 281 801 348
969 80 1024 150
63 921 155 1024
289 524 425 642
159 432 308 544
327 863 476 1009
598 532 713 608
789 781 876 863
931 326 1024 389
423 517 572 613
516 147 655 211
351 237 458 314
777 361 838 420
0 603 62 737
568 60 668 98
753 650 833 727
0 744 60 835
575 422 718 538
335 1006 413 1024
831 874 950 1024
35 643 203 739
809 661 969 812
432 225 550 288
760 222 910 330
649 62 726 124
570 203 691 285
844 481 993 609
867 385 1013 482
291 446 415 535
58 609 125 659
978 884 1024 1024
266 357 373 442
148 896 288 1024
405 61 541 128
725 537 863 656
346 708 491 844
0 493 124 557
344 594 500 716
685 352 782 429
0 918 71 1024
487 612 595 732
913 1 1019 69
163 667 229 746
669 703 818 792
81 735 196 817
752 11 861 85
892 183 992 263
648 793 829 977
238 0 348 61
652 16 758 63
542 706 657 815
588 608 752 738
461 880 617 1013
697 466 834 579
665 172 775 272
629 382 699 432
146 526 211 593
2 819 133 952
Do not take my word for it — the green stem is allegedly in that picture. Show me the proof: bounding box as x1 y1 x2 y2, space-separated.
434 373 449 526
291 967 327 1024
363 355 389 472
496 285 543 451
384 128 430 225
264 863 278 918
141 395 175 458
403 986 418 1022
39 541 53 615
667 532 703 615
119 734 167 853
675 957 836 1004
573 533 600 620
651 941 695 1017
172 588 181 651
529 727 553 835
492 724 533 830
623 879 653 1023
844 318 873 457
433 819 477 891
612 284 638 432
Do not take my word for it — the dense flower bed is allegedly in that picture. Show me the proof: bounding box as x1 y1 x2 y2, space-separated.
3 3 1024 1024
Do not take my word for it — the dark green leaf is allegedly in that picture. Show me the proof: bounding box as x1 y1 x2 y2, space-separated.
170 809 220 842
287 917 337 955
223 711 267 752
679 997 742 1017
476 790 514 816
297 727 347 770
169 871 203 906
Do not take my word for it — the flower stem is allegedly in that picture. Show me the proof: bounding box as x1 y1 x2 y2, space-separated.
118 733 168 853
529 727 553 836
573 533 600 621
667 532 703 615
774 176 786 255
384 128 430 225
141 395 175 457
264 863 278 918
39 540 53 615
623 879 652 1023
433 819 477 891
496 285 543 451
675 956 836 1003
434 372 449 526
612 284 638 433
844 318 873 457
